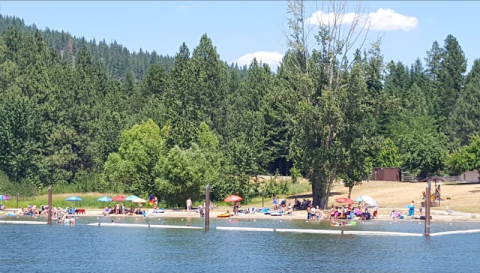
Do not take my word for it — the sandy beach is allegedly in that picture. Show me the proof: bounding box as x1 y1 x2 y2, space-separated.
29 205 478 223
5 180 480 223
91 180 480 222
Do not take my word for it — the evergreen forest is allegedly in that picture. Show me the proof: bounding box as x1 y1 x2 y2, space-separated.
1 2 480 207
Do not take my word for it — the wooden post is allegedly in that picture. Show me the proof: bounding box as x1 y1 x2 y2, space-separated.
205 184 210 231
47 185 53 225
16 193 19 209
425 180 431 237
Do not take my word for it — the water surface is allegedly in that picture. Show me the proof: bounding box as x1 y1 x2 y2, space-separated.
1 216 479 272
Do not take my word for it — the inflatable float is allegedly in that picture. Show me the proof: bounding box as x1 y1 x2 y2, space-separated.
148 209 165 214
270 212 283 216
331 221 357 227
217 213 232 218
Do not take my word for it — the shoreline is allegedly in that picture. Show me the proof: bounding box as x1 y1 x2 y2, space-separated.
5 207 480 223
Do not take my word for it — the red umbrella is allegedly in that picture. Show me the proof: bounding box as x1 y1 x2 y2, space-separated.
224 195 243 202
112 196 126 202
335 197 355 204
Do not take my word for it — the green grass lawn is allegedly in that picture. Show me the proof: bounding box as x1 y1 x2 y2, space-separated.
2 180 313 210
3 193 162 210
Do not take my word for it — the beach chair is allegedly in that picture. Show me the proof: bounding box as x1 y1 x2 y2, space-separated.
445 206 454 215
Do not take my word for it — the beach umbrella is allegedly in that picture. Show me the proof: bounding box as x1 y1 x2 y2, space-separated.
353 197 363 202
0 194 10 205
125 195 139 201
97 196 112 202
359 195 378 207
65 196 82 202
131 197 147 203
65 196 82 211
224 195 243 202
335 197 355 204
112 196 126 202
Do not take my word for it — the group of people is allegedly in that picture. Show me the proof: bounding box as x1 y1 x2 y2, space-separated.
305 203 377 222
306 205 323 221
186 198 215 218
19 205 64 217
57 214 76 225
294 198 312 210
102 202 143 216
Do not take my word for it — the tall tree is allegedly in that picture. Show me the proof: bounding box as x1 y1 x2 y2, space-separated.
438 35 467 133
447 59 480 146
284 0 371 208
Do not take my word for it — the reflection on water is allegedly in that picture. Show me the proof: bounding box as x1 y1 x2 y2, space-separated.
1 216 479 272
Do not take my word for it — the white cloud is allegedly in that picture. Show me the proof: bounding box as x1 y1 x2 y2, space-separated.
235 51 283 69
306 10 358 26
368 8 418 31
306 8 418 32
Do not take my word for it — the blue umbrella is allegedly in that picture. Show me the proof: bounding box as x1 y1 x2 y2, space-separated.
97 196 112 202
353 197 363 202
65 196 82 202
125 195 139 201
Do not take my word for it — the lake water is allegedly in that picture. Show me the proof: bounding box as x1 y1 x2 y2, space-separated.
1 216 480 272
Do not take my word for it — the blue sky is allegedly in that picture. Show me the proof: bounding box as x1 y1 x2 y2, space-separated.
1 1 479 71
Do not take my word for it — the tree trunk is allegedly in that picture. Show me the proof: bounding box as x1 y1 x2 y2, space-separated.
348 186 353 199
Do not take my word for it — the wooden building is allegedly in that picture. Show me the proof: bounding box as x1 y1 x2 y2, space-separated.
372 167 401 181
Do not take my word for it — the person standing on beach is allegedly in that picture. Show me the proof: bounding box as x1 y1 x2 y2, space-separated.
186 198 192 213
233 200 240 216
198 204 204 219
273 196 277 210
306 204 312 220
409 201 415 218
315 206 321 221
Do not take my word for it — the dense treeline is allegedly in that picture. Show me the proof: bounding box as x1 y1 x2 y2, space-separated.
0 15 249 81
1 2 480 207
0 14 177 80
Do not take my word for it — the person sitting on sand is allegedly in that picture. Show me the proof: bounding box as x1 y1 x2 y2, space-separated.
103 206 110 216
286 206 294 215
